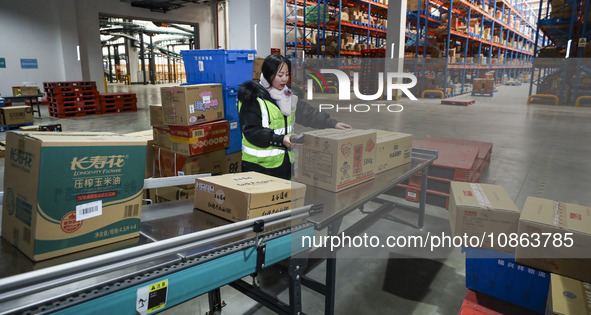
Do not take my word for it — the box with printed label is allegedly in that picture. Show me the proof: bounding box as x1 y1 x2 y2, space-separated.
515 197 591 283
547 274 591 315
223 152 242 174
194 172 306 222
1 132 147 261
449 182 520 252
149 105 167 128
169 120 229 156
152 127 171 149
1 106 34 125
153 145 224 177
369 130 412 173
295 129 377 192
161 84 224 126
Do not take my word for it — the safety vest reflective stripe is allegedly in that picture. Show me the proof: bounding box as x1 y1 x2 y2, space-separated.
259 99 270 128
241 144 285 157
274 125 293 135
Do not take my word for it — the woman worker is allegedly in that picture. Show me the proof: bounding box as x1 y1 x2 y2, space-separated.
238 54 351 180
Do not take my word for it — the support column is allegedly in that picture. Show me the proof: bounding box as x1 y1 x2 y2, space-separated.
126 36 139 84
228 0 270 55
149 34 156 85
385 0 407 100
140 33 147 84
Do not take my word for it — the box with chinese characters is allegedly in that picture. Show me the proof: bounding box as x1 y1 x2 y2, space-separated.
194 172 306 222
1 131 147 261
161 84 224 126
464 247 550 313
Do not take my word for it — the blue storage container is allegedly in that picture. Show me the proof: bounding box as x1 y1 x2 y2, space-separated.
226 120 242 154
464 247 550 313
181 49 256 87
223 86 239 122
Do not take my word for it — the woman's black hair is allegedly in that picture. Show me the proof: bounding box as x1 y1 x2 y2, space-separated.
261 54 291 84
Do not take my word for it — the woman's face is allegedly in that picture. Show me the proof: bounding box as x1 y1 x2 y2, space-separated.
272 63 289 90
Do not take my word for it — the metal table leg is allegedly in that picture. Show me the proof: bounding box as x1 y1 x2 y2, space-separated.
418 166 429 229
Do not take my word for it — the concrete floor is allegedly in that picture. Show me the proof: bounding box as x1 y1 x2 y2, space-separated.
1 82 590 314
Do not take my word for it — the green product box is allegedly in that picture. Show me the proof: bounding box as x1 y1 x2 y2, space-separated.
2 132 147 261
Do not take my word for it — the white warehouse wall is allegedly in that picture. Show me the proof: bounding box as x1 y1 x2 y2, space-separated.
0 0 216 95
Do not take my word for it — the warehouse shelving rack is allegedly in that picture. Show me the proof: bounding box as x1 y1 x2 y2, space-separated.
405 0 539 98
528 0 591 105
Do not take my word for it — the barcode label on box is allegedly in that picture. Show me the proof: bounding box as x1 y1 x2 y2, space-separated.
191 130 205 138
407 191 417 199
124 204 140 218
76 200 102 221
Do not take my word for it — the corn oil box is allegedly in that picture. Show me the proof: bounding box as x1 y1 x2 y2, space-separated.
1 131 147 261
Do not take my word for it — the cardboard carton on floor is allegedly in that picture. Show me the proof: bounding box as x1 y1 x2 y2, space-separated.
161 84 224 126
194 172 306 222
169 120 229 156
515 197 591 283
547 274 591 315
1 106 34 125
369 130 412 173
295 129 377 192
1 132 147 261
449 182 520 252
153 145 225 177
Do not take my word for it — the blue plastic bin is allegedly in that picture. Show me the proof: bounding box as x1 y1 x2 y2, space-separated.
464 247 550 313
181 49 256 87
226 120 242 154
223 86 239 122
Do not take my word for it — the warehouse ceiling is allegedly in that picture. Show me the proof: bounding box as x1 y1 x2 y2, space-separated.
120 0 219 13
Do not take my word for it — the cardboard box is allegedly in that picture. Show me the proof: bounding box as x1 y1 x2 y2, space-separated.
253 57 265 81
169 120 229 156
153 145 225 177
153 127 171 149
124 130 154 178
547 274 591 315
515 197 591 283
12 86 39 96
370 130 412 173
295 129 377 192
1 132 147 261
147 186 194 204
149 105 166 128
2 106 34 125
449 182 520 252
224 152 242 174
161 84 224 126
194 172 306 222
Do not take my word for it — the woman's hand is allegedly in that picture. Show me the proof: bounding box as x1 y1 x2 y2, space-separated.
282 134 294 149
335 122 352 130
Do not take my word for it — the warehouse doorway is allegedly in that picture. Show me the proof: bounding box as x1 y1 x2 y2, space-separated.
99 15 198 85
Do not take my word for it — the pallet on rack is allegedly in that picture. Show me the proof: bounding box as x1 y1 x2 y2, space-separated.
441 97 475 106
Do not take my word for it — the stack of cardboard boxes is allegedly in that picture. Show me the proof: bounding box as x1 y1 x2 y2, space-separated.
449 182 591 314
472 78 495 94
150 84 241 182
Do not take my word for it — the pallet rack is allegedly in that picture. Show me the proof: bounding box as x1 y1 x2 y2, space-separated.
528 0 591 105
284 0 542 99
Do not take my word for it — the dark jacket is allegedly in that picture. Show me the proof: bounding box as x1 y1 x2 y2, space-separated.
238 81 338 149
237 81 338 179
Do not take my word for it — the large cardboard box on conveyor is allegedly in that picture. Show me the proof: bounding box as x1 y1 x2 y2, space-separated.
449 182 520 253
194 172 306 222
153 145 225 177
1 132 147 261
169 120 230 156
515 197 591 283
295 129 377 192
161 84 224 126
